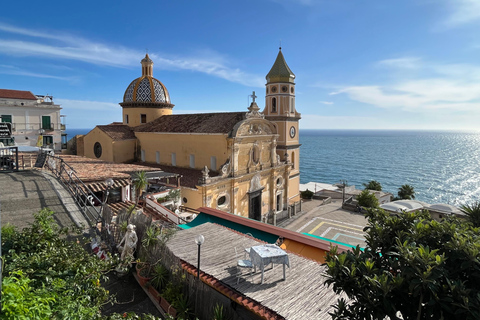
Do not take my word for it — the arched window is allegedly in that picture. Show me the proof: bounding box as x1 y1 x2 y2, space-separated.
291 151 295 169
272 97 277 112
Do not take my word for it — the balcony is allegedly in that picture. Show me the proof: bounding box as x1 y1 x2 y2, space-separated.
60 124 66 131
42 124 54 131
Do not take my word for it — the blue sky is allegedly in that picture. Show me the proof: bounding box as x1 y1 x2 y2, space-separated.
1 0 480 130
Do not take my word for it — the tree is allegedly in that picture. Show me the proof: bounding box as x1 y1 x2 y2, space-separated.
127 171 148 221
356 189 379 208
460 201 480 227
398 184 415 200
363 180 382 191
324 209 480 320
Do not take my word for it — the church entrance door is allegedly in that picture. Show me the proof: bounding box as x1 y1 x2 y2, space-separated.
248 189 262 221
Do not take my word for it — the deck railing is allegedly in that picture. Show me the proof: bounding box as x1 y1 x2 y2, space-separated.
42 153 104 226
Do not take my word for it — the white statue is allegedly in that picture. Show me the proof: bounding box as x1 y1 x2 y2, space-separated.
117 224 138 262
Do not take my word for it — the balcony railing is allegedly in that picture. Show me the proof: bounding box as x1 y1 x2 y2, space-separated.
4 123 61 132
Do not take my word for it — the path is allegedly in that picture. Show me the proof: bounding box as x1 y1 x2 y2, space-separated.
0 170 89 229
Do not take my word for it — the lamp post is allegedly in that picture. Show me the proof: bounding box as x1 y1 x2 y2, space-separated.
194 234 204 279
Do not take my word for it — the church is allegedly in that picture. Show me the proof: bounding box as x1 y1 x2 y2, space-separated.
79 49 301 221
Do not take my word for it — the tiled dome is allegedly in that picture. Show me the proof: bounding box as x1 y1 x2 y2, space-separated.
123 76 171 103
121 54 172 106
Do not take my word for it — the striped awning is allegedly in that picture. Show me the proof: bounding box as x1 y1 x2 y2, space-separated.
83 178 130 193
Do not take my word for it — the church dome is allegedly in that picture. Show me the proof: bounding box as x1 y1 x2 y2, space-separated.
121 54 173 108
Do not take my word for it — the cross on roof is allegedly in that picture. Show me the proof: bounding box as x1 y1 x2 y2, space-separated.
251 91 257 103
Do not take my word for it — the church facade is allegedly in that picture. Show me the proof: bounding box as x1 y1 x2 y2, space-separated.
80 50 301 221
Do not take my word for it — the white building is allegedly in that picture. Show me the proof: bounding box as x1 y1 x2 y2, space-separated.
0 89 66 152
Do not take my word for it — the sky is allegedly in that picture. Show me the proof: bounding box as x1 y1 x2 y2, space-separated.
1 0 480 130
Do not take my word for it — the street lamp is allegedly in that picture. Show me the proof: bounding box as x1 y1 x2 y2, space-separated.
194 234 205 279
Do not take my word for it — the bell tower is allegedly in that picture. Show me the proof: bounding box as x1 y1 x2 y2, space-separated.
263 48 301 202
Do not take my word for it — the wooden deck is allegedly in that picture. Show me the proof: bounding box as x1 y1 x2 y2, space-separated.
166 222 345 320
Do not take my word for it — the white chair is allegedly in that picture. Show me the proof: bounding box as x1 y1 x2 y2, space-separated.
243 233 253 258
235 247 253 284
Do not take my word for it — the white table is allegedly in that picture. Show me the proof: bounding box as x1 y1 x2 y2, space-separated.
249 244 289 284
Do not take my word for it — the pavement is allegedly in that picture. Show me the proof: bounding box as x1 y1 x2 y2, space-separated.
280 199 368 248
0 169 88 229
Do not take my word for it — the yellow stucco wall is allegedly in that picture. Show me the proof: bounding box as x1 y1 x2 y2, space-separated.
181 187 203 210
83 127 114 162
112 140 136 163
122 108 171 127
135 132 229 170
288 174 300 203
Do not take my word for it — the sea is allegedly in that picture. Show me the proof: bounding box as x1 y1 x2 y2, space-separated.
65 128 480 206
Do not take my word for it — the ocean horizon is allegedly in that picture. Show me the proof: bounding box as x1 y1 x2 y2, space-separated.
65 128 480 207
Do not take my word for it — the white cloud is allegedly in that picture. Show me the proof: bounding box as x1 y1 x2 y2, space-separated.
56 99 120 111
377 57 421 69
319 101 334 105
444 0 480 27
335 57 480 114
300 115 381 129
0 64 73 81
0 23 263 87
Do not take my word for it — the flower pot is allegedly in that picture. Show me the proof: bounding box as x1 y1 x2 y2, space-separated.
160 296 177 317
137 266 152 286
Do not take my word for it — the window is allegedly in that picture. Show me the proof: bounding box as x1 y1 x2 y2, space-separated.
272 98 277 113
1 115 12 123
210 156 217 171
290 98 294 113
156 151 160 164
171 153 176 166
43 136 53 146
217 196 226 206
125 114 129 124
252 146 260 164
291 151 295 169
141 150 145 162
94 142 102 158
189 154 195 168
42 116 51 130
141 114 147 123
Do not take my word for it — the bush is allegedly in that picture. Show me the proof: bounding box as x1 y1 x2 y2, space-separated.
356 189 379 208
301 189 314 199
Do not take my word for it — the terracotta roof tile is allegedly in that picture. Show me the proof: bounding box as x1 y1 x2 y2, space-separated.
0 89 37 100
97 123 136 141
58 155 160 182
134 112 245 134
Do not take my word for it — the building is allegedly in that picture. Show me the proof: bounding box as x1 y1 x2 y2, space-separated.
80 50 301 221
0 89 67 151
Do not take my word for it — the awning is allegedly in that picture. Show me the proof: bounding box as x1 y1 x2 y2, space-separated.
83 178 130 192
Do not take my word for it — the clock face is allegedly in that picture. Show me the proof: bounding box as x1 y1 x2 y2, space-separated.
290 126 296 138
282 86 288 92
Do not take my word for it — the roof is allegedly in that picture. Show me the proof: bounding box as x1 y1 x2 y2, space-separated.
57 154 161 182
134 112 245 134
167 222 347 320
0 89 37 100
266 49 295 84
97 123 136 141
131 162 219 188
